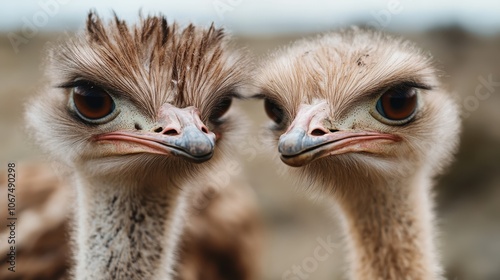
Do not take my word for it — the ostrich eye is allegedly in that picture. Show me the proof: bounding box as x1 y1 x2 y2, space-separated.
264 98 285 125
209 97 232 122
72 84 115 120
376 86 417 123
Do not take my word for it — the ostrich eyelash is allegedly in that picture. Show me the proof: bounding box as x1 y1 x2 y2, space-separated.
372 81 433 96
390 81 432 91
56 80 124 100
57 79 102 89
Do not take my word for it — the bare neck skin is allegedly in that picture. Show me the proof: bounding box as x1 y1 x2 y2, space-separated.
72 172 186 280
335 172 441 280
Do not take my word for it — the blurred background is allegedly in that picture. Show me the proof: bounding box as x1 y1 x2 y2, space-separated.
1 0 499 279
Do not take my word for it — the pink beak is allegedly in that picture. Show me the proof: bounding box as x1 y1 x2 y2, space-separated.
278 103 400 167
95 105 216 163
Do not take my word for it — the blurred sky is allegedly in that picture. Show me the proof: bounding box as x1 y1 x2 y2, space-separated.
1 0 500 35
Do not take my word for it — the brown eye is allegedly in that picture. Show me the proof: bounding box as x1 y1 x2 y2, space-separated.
72 84 114 120
264 98 284 124
376 86 417 122
209 97 232 122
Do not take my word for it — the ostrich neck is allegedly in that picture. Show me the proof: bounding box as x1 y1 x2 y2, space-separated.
73 173 186 280
336 173 442 280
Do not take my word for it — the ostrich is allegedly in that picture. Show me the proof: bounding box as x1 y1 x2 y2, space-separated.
25 12 258 280
257 28 461 279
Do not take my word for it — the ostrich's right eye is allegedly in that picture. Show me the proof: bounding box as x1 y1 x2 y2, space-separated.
264 98 285 125
72 84 115 120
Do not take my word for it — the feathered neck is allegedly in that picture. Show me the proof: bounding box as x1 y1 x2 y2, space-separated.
333 171 442 280
71 172 187 280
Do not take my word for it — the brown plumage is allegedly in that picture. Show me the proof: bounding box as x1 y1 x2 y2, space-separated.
257 27 461 279
26 11 260 280
177 179 261 280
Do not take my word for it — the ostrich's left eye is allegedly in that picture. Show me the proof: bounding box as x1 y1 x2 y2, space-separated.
72 84 115 121
209 97 232 122
375 85 417 123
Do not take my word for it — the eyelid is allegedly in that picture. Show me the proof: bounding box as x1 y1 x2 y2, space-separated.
57 79 99 89
56 79 131 105
364 81 432 100
56 79 117 96
394 81 432 91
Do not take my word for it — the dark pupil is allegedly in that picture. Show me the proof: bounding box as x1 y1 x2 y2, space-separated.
390 94 409 111
78 90 105 109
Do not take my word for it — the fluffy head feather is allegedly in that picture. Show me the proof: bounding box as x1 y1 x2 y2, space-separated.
257 27 461 192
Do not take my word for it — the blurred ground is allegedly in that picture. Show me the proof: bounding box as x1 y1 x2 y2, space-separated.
1 26 500 280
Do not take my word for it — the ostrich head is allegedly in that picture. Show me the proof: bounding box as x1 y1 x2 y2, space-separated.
26 12 248 181
257 28 461 191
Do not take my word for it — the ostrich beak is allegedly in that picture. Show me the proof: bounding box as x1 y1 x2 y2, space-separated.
278 103 400 167
95 105 216 163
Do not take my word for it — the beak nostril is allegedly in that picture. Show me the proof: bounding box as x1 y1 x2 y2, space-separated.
154 127 163 133
311 129 328 136
201 126 209 134
329 129 339 133
163 129 178 136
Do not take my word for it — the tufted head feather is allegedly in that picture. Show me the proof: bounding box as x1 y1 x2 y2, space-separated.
26 11 250 181
53 11 246 118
